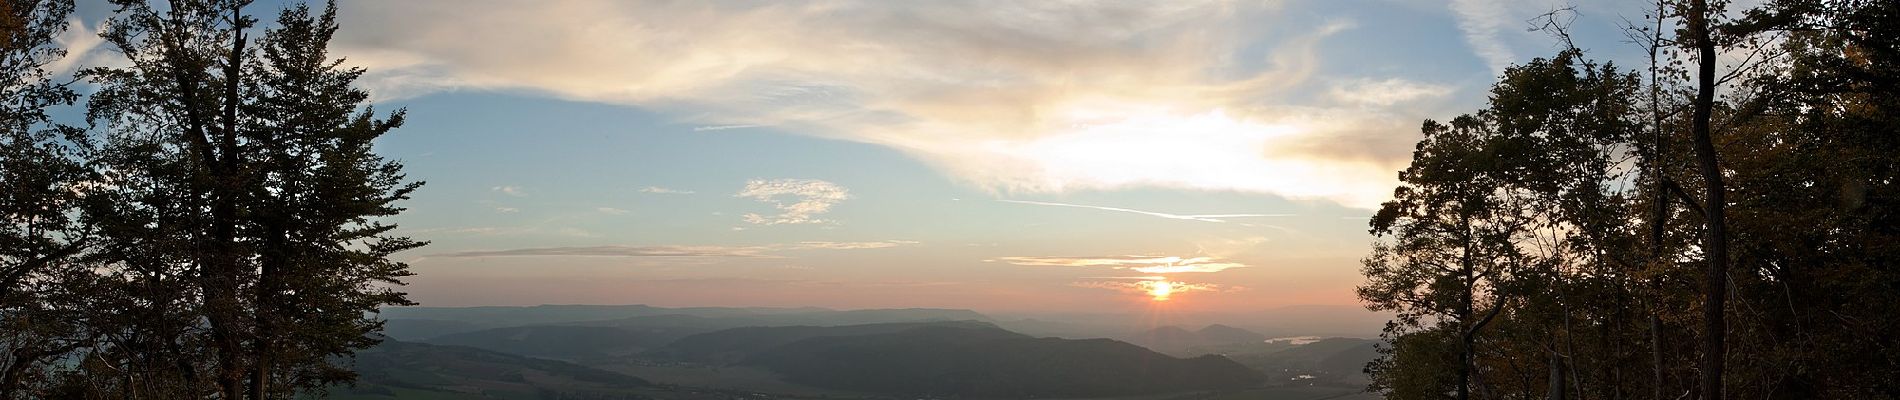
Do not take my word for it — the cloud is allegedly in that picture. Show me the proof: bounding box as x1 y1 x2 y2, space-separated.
494 207 519 213
791 240 921 250
692 124 769 132
998 199 1292 223
403 226 597 238
47 19 112 76
639 186 695 195
991 255 1246 274
736 178 851 225
1081 276 1167 281
1450 0 1515 75
434 245 771 258
1328 78 1455 107
596 207 630 215
333 1 1417 208
491 186 525 197
431 240 918 258
1072 279 1234 296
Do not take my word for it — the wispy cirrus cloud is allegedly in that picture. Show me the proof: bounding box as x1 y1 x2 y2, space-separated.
404 226 597 238
639 186 695 195
434 245 772 258
1072 279 1237 296
431 240 919 258
692 124 769 132
596 207 630 215
997 199 1292 223
333 1 1441 208
1328 78 1456 107
491 186 526 197
736 178 851 225
792 240 920 250
1450 0 1514 75
48 19 112 75
990 255 1246 274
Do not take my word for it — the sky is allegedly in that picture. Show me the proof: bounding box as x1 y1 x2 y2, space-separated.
57 0 1679 314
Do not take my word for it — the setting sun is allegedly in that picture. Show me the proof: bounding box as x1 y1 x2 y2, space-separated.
1147 281 1175 301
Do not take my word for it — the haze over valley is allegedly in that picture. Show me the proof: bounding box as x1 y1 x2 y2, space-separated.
347 304 1384 399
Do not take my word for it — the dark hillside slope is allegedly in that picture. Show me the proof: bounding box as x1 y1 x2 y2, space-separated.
746 325 1264 397
644 320 999 364
337 339 649 399
426 325 686 360
1198 324 1268 343
1227 337 1379 385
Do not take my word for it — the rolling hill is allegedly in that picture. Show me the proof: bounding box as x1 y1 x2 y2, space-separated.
654 322 1265 397
1130 324 1271 356
1225 337 1380 385
416 309 999 361
333 339 651 400
425 325 686 360
381 304 986 327
643 320 999 364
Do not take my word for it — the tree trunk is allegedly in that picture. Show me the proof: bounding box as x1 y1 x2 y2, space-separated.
1646 0 1670 396
1458 216 1476 400
216 7 253 399
1646 0 1672 394
1550 349 1568 400
1686 0 1727 399
1651 316 1666 400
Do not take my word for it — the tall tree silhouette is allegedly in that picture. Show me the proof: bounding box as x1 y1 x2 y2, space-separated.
82 0 421 398
1360 95 1526 400
0 0 87 396
1681 1 1728 398
1363 0 1900 398
1361 51 1641 400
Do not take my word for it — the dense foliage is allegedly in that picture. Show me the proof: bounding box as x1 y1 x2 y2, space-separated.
0 0 420 398
1361 0 1900 398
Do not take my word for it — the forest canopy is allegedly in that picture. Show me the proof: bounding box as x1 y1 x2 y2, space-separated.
1360 0 1900 398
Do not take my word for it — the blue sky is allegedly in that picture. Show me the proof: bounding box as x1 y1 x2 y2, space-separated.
56 0 1686 313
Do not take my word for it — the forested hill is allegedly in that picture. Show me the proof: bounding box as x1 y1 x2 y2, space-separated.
682 323 1267 397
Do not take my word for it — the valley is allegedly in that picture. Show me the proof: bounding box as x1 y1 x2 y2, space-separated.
334 305 1381 400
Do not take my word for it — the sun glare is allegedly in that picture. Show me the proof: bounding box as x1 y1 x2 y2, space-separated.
1147 281 1174 301
967 107 1398 208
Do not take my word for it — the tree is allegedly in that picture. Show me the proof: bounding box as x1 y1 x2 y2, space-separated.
1710 0 1900 395
80 0 422 398
1362 1 1900 398
1361 92 1531 400
238 3 421 397
0 0 91 397
1679 1 1729 398
1363 51 1646 399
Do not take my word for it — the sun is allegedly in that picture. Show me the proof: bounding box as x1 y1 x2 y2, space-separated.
1147 281 1174 301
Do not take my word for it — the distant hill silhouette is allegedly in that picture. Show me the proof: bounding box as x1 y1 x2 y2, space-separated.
381 304 819 327
645 320 998 364
425 325 683 360
1130 324 1270 355
1199 324 1269 343
379 304 994 342
408 307 997 360
656 322 1263 397
369 304 1379 396
379 318 487 341
1225 337 1380 385
577 307 993 328
333 339 649 399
